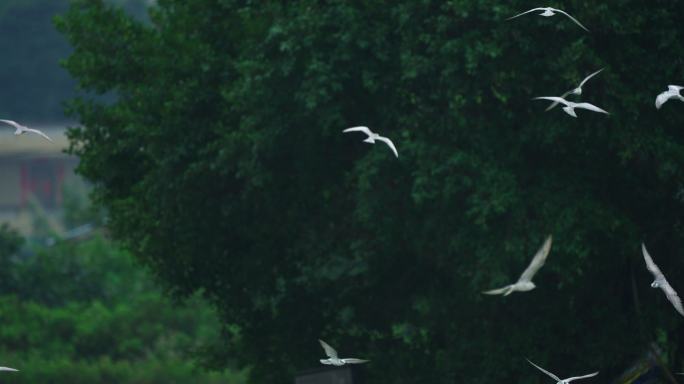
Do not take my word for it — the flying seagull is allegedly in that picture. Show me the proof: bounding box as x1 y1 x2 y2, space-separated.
319 339 369 366
0 367 18 372
642 243 684 316
483 235 552 296
343 126 398 158
527 359 599 384
507 7 589 32
533 97 609 118
0 119 53 142
546 69 604 111
655 85 684 109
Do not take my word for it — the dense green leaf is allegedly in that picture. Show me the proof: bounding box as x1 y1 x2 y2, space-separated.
57 1 684 383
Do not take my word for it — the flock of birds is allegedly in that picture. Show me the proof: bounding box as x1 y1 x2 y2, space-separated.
0 4 682 380
343 7 684 158
331 6 684 381
317 237 684 378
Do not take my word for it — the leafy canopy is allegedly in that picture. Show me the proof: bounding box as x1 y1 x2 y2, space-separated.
56 1 684 383
0 228 245 383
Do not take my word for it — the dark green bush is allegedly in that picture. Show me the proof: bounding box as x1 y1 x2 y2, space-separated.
0 232 245 383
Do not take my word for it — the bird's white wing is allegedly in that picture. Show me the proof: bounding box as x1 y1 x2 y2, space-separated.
25 128 54 142
319 339 338 359
518 235 552 283
655 92 672 109
640 245 684 315
482 285 511 295
0 119 21 129
578 68 604 88
642 243 664 278
554 9 589 31
534 96 569 106
0 367 17 372
375 136 398 158
565 371 599 382
660 280 684 316
527 359 561 381
341 358 369 364
574 102 609 114
667 85 684 92
507 8 544 20
545 91 574 111
343 126 373 136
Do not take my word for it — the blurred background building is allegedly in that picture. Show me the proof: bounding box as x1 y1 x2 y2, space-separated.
0 126 86 235
0 0 148 237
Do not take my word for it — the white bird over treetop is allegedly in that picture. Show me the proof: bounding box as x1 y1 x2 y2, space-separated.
655 85 684 109
527 359 599 384
483 235 552 296
0 366 18 372
319 339 369 366
507 7 589 32
533 97 609 118
642 243 684 317
343 126 398 158
0 119 53 142
546 69 604 111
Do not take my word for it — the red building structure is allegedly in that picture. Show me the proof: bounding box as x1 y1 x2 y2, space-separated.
0 126 84 234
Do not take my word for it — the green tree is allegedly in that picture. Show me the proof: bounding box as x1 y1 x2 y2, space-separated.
0 224 23 292
56 1 684 383
0 230 246 383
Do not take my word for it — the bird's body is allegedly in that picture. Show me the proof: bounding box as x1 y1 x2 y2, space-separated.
0 119 53 142
320 358 369 366
642 243 684 316
527 359 598 384
546 69 604 111
484 281 536 296
343 126 398 158
319 339 369 366
655 85 684 109
483 235 552 296
534 97 609 117
507 7 589 31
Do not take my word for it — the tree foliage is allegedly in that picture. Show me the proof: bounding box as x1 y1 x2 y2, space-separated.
0 227 244 383
56 1 684 383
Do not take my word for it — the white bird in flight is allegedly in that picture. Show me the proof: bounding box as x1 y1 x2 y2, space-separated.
546 69 604 111
319 339 369 366
655 85 684 109
0 119 53 142
533 97 609 118
342 126 398 158
483 235 552 296
527 359 599 384
507 7 589 32
642 243 684 316
0 367 18 372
